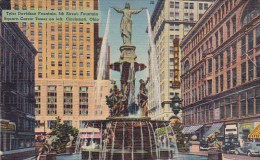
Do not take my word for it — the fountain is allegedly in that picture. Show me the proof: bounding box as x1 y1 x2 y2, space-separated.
77 3 177 160
60 3 208 160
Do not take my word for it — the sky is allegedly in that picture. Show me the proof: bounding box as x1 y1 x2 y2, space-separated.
99 0 158 85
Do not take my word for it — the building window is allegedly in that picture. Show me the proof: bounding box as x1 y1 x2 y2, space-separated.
38 73 42 78
208 80 212 95
220 27 223 44
226 97 231 118
199 3 203 10
204 3 209 10
170 2 174 8
220 100 225 119
257 56 260 77
240 92 246 116
215 77 219 94
184 3 189 9
241 35 246 55
256 87 260 114
248 60 254 81
87 71 90 76
247 90 254 115
47 120 56 129
215 32 219 47
232 15 236 34
175 2 179 8
248 30 254 50
65 70 69 75
208 59 212 73
227 70 231 89
232 68 237 87
220 52 223 68
63 120 72 126
215 56 219 70
226 21 230 38
220 75 224 92
257 25 260 46
190 3 194 9
241 63 247 83
227 48 231 64
51 0 55 5
232 42 237 61
231 95 238 118
190 13 194 21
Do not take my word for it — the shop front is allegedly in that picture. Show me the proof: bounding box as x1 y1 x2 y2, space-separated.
0 119 16 151
238 122 255 146
248 122 260 141
223 124 239 152
182 125 203 140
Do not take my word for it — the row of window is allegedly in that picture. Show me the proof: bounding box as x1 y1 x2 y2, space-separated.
169 2 209 10
48 44 92 50
183 87 260 125
38 70 91 78
49 61 91 67
184 0 239 55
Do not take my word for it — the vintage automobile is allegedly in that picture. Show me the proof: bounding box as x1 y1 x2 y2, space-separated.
235 142 260 157
222 139 240 153
199 140 209 151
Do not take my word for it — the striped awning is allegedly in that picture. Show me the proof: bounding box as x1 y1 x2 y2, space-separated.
182 125 203 134
248 124 260 139
204 123 223 138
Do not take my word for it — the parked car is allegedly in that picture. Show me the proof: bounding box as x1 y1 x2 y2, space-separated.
235 142 260 157
222 139 240 153
200 140 209 151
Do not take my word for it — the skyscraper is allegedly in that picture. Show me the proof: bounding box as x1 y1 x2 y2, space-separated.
11 0 110 134
148 0 214 120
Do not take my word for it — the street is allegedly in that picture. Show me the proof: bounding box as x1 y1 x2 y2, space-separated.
223 153 260 160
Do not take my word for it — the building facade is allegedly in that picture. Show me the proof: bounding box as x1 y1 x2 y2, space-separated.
0 2 37 159
180 0 260 142
11 0 110 134
148 0 213 120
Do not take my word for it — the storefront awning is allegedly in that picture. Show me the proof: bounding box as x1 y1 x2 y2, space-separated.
182 125 203 134
204 123 223 138
248 124 260 139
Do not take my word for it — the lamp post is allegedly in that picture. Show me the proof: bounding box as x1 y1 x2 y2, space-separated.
170 93 182 116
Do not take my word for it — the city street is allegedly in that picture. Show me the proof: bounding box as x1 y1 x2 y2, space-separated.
194 151 260 160
223 153 260 160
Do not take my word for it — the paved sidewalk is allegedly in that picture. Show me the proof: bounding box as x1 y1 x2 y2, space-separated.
192 151 260 160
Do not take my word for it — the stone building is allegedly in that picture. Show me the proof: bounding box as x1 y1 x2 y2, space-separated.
0 2 37 159
180 0 260 142
148 0 214 120
11 0 111 135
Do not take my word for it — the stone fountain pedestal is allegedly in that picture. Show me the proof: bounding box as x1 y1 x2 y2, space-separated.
81 117 175 160
208 150 222 160
189 141 200 153
37 152 56 160
65 145 76 154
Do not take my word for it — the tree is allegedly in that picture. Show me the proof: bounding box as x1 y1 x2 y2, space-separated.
49 117 79 153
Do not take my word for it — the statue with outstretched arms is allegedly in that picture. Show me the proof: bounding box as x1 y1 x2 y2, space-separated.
112 3 146 45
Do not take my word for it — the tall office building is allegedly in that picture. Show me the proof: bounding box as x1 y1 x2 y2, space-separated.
11 0 110 134
180 0 260 143
148 0 214 120
0 1 37 159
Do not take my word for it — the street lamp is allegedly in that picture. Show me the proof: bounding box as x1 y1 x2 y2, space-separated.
170 93 182 116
